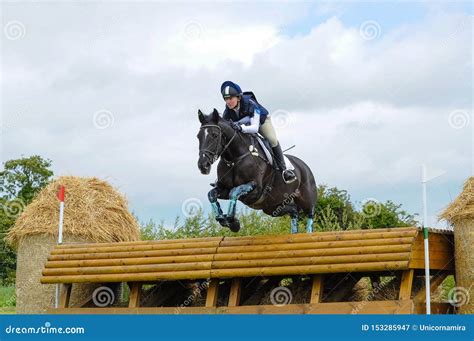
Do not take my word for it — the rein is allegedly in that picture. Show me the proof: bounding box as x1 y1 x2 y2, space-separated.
199 124 237 163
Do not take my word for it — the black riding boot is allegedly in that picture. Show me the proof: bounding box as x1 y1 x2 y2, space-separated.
272 143 297 184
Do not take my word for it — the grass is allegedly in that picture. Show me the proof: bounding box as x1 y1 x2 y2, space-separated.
0 285 16 314
0 307 15 314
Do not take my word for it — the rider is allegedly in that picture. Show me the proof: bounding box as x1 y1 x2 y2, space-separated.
220 80 297 184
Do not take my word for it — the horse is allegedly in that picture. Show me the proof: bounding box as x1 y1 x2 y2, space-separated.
197 108 317 233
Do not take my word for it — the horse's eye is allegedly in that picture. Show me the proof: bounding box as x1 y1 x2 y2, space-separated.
212 133 218 138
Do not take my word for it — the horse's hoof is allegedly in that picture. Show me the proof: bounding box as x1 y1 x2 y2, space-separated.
228 219 241 233
216 216 229 227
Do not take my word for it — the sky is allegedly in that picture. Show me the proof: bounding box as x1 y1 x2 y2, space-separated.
1 0 472 230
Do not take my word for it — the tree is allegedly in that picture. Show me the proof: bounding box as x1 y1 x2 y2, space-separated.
0 155 53 203
0 155 54 284
314 185 357 230
139 184 419 241
359 200 418 228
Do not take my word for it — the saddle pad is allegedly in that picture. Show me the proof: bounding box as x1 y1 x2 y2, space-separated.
256 136 295 170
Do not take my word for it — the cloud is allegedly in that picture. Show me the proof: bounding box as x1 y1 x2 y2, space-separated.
1 2 471 227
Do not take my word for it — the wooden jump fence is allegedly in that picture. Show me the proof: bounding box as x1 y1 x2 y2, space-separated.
41 227 455 314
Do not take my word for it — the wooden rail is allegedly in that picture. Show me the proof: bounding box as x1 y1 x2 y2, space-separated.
41 227 455 314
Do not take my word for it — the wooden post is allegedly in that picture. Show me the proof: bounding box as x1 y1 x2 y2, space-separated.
228 278 242 307
128 282 142 308
205 279 219 307
310 275 324 303
59 283 72 308
399 270 414 300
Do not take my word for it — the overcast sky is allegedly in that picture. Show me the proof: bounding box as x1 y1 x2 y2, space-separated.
1 1 472 229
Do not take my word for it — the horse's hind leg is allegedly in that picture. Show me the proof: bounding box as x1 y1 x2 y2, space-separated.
306 207 314 233
289 206 299 234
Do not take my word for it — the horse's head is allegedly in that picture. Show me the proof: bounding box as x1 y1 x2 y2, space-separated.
196 108 230 175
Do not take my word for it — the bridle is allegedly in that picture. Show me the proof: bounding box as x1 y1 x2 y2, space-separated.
199 124 237 164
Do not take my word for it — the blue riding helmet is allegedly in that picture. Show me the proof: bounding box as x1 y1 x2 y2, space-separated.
221 81 242 99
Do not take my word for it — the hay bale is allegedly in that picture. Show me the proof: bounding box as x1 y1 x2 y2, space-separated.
439 177 474 314
15 234 102 313
6 176 140 246
5 176 140 313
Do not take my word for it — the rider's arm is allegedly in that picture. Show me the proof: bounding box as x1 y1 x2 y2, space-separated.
237 116 251 125
240 113 260 134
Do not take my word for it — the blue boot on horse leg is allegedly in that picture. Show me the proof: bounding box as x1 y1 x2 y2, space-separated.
290 210 299 234
207 185 228 227
225 182 256 232
306 207 314 233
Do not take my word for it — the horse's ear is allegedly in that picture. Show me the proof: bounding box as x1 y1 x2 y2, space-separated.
212 108 220 121
198 109 205 124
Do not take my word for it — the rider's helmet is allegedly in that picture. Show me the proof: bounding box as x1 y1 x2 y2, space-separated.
220 81 242 99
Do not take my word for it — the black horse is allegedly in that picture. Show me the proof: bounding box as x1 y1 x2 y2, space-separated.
197 109 317 233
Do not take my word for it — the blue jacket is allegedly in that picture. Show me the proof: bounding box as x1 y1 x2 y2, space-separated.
223 94 269 125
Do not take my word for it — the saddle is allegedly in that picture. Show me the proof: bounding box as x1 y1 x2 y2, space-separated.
251 134 295 171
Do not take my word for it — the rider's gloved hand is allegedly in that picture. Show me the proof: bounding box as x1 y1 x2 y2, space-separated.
230 121 242 132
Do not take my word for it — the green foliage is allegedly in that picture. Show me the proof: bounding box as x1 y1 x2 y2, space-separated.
315 185 356 230
0 156 54 284
439 275 456 302
359 200 418 228
0 285 15 307
314 185 417 231
140 208 291 240
0 155 53 203
140 184 418 240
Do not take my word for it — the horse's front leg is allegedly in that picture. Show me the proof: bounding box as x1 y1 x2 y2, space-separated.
208 185 229 226
227 181 257 220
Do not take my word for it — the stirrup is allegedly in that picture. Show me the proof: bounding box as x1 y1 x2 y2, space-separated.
282 170 297 184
